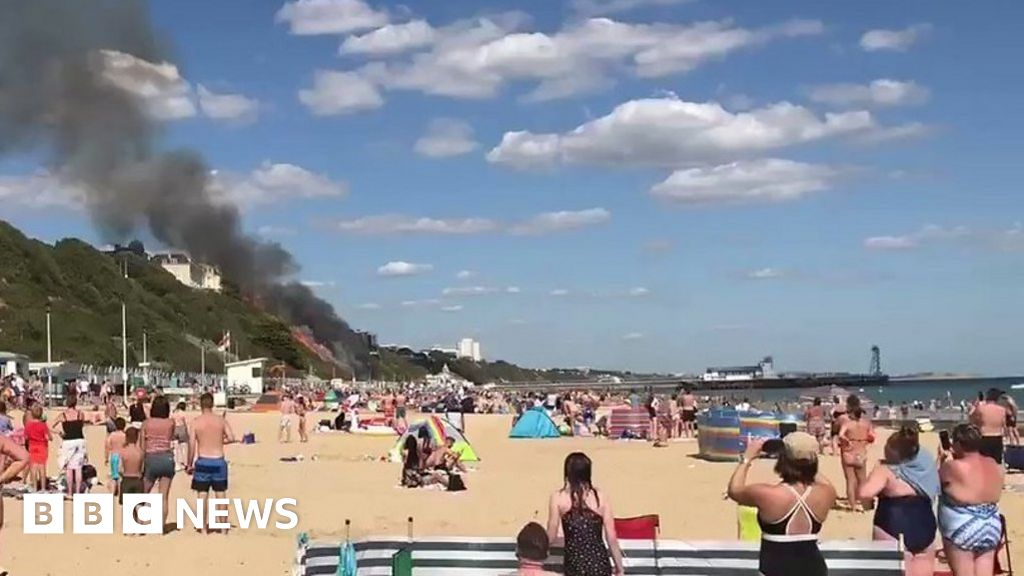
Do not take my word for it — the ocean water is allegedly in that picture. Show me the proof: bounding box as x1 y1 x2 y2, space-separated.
696 377 1024 406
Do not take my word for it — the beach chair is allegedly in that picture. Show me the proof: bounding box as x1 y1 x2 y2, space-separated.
614 515 660 573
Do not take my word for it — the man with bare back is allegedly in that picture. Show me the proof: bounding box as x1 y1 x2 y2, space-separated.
679 388 698 439
971 388 1007 464
279 393 295 443
188 392 236 533
395 390 408 430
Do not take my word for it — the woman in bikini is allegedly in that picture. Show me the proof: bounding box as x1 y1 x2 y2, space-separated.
839 405 873 512
804 398 826 454
172 402 189 471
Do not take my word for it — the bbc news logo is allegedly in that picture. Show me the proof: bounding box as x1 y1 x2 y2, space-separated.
23 494 299 534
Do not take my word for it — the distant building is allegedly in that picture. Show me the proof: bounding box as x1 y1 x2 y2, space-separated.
0 352 29 379
702 356 775 382
151 252 222 292
225 357 267 394
457 338 482 362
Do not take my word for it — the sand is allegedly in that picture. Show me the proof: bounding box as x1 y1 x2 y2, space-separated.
3 411 1022 574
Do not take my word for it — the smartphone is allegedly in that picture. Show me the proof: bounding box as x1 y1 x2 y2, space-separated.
939 430 951 451
762 438 785 455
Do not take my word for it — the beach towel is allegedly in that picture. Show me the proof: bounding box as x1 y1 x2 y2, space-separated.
337 541 356 576
890 450 940 500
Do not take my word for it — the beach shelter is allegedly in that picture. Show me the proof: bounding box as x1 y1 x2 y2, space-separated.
509 407 561 439
388 415 479 463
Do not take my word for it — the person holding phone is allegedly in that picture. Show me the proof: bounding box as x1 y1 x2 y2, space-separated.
937 424 1003 576
728 432 837 576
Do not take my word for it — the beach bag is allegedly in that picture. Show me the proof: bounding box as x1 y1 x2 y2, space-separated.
242 433 255 444
447 474 466 492
337 541 356 576
391 548 412 576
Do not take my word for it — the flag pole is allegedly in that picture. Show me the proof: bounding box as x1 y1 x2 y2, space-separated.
121 261 129 404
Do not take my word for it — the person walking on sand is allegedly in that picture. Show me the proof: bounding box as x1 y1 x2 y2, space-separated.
839 404 873 512
395 390 408 431
187 392 236 534
140 396 176 530
51 394 88 497
1001 393 1019 446
172 402 189 470
24 404 50 492
104 417 127 497
279 393 295 443
970 388 1007 464
546 452 625 576
296 395 309 443
678 388 697 439
805 398 826 454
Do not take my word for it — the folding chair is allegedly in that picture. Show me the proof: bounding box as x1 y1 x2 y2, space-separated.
614 514 661 573
997 513 1014 575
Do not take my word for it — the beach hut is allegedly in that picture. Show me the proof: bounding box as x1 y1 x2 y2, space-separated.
388 415 479 463
509 407 561 439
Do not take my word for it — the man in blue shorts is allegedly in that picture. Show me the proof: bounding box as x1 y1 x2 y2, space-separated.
187 392 236 533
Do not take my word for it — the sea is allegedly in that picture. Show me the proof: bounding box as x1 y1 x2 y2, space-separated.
694 377 1024 406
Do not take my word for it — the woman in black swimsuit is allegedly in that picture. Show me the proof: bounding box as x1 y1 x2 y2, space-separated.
546 452 624 576
728 432 837 576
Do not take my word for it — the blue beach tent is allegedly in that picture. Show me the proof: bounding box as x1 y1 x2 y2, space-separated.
509 407 561 438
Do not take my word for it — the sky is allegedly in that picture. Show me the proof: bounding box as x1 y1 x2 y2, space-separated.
2 0 1022 376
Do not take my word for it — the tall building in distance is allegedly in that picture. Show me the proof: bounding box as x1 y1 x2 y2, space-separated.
150 252 222 292
457 338 482 362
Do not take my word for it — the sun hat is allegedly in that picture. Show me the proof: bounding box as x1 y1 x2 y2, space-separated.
783 431 819 461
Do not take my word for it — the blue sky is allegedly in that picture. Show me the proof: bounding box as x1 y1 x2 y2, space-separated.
2 0 1022 375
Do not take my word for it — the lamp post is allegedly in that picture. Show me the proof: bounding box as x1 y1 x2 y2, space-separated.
121 260 129 404
45 304 52 405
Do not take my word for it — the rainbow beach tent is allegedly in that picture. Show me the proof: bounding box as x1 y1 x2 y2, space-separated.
388 415 479 463
509 407 561 439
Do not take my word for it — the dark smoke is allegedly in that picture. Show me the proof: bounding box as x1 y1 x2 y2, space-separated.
0 0 365 369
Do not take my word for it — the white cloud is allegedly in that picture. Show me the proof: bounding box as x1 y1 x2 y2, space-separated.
211 161 347 206
622 332 644 340
100 50 196 121
351 16 822 105
197 85 260 123
506 286 521 294
651 159 837 205
863 236 918 250
442 286 500 296
414 118 479 158
400 298 441 307
550 289 570 296
100 51 261 124
487 96 880 169
377 261 433 277
509 208 611 235
334 214 499 235
854 122 933 144
299 70 383 115
300 280 335 288
808 79 929 108
864 224 972 251
341 20 436 55
0 171 86 210
995 223 1024 252
441 305 464 312
356 302 381 310
456 270 476 280
628 287 650 297
276 0 389 35
747 267 785 279
256 225 297 237
860 24 932 52
571 0 693 17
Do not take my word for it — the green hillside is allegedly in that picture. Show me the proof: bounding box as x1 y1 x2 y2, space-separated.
0 221 337 375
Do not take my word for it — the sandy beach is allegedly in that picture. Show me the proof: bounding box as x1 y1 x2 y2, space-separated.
4 411 1022 575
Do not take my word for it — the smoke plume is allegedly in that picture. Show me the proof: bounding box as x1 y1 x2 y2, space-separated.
0 0 365 369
